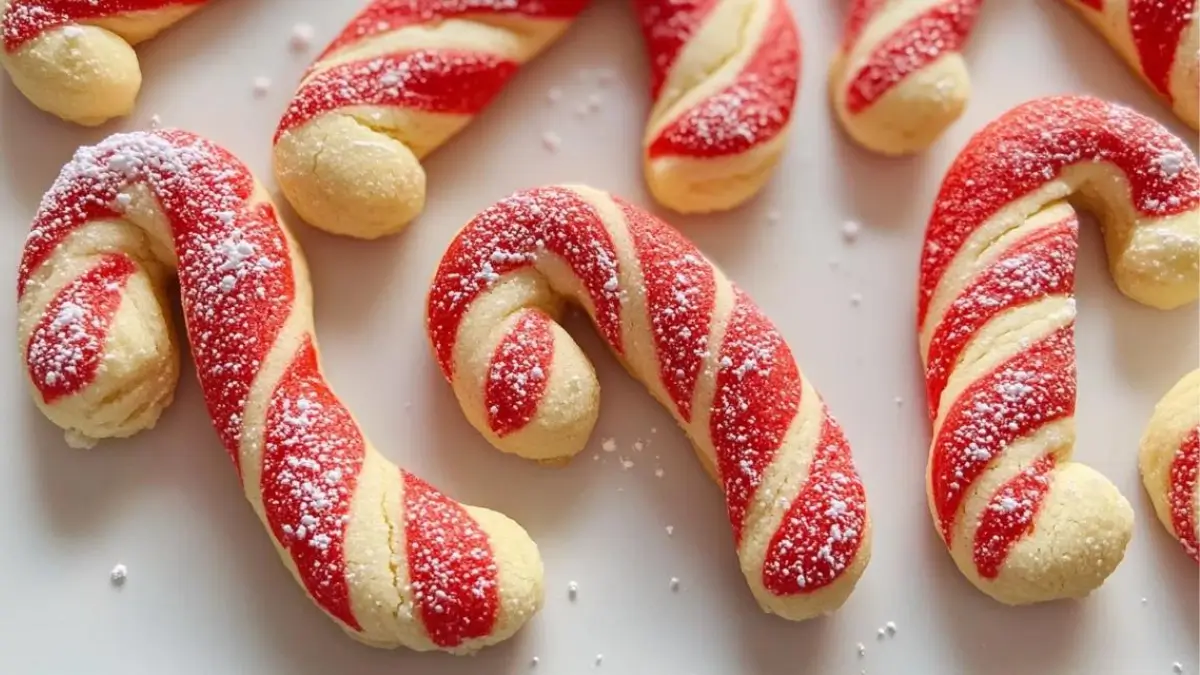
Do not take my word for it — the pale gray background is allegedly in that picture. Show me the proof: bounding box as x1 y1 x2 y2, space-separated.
0 1 1196 673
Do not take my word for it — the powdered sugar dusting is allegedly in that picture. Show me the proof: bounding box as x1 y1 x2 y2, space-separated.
403 471 500 648
2 0 208 52
486 309 555 436
1168 427 1199 562
974 455 1055 578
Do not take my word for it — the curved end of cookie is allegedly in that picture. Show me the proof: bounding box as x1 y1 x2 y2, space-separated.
1107 211 1200 310
273 114 426 240
455 506 545 653
3 26 142 126
643 133 787 214
974 464 1134 606
834 55 970 157
755 515 874 621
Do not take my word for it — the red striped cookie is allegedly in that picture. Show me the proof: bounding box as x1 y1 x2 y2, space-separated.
273 0 800 239
1140 370 1200 563
918 96 1199 604
17 130 543 652
425 185 871 620
1062 0 1199 130
0 0 210 124
830 0 983 155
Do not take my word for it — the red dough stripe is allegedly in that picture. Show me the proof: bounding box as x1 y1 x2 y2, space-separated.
262 338 364 631
929 326 1075 549
918 96 1200 326
1128 0 1196 101
485 309 555 436
403 471 502 648
647 0 798 159
620 197 715 421
26 254 136 404
1170 428 1200 562
634 0 721 99
973 454 1056 579
762 415 867 595
276 51 521 141
843 0 984 115
924 214 1078 420
2 0 208 51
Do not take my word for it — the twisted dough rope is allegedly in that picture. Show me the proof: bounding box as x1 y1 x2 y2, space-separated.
830 0 984 156
1140 369 1200 563
0 0 209 125
1063 0 1199 131
273 0 800 239
425 185 871 620
918 95 1200 604
17 130 543 653
830 0 1200 155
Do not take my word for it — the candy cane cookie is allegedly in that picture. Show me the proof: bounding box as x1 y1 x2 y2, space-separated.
1062 0 1199 130
918 96 1200 604
17 130 543 652
0 0 210 125
273 0 800 239
830 0 984 156
425 185 871 620
1139 370 1200 563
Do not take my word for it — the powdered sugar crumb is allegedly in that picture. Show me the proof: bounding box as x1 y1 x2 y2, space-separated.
542 131 562 153
290 23 316 51
110 563 127 586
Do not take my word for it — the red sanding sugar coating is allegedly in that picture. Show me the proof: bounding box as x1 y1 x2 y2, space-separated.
26 254 136 404
930 326 1075 557
485 309 555 436
427 187 625 379
973 454 1056 578
710 289 803 542
18 131 296 470
1129 0 1196 101
276 50 519 140
403 471 501 648
762 416 867 594
634 0 721 99
320 0 588 60
924 215 1078 420
262 339 364 632
2 0 207 51
619 197 715 422
648 0 798 159
1170 427 1200 562
918 96 1200 326
844 0 983 114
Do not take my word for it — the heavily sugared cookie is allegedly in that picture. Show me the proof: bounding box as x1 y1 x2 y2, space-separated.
1140 370 1200 563
0 0 210 125
425 185 871 621
918 96 1199 604
18 130 543 653
273 0 800 239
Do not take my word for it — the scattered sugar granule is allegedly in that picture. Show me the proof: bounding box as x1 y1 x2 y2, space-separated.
148 114 162 129
290 23 315 51
616 487 624 493
850 293 863 307
632 440 645 452
586 93 602 112
595 654 604 666
110 564 127 586
592 454 599 461
253 76 272 96
650 427 658 434
766 209 781 223
829 258 841 270
1172 663 1183 674
568 581 578 599
876 628 886 639
546 87 563 104
670 577 680 591
665 525 674 536
654 468 665 478
620 458 634 470
601 438 617 453
842 220 862 242
857 642 866 657
542 131 562 153
596 68 616 87
894 396 904 406
531 656 540 667
575 103 590 118
1141 597 1148 605
885 621 897 636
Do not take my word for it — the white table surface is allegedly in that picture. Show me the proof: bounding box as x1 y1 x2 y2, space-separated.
1 1 1197 673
